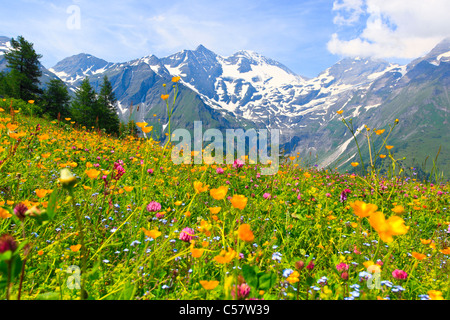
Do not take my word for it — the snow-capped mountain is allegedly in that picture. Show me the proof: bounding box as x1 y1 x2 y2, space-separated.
49 53 114 85
2 33 450 175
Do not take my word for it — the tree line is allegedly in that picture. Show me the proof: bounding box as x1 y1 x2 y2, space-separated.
0 35 132 136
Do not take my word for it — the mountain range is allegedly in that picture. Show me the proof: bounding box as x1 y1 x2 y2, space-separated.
1 35 450 177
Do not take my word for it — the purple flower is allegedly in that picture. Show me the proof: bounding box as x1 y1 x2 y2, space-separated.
179 227 196 242
146 201 162 212
147 168 154 174
263 193 271 199
13 203 28 220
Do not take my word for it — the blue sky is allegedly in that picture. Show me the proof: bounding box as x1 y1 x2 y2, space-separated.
1 0 450 78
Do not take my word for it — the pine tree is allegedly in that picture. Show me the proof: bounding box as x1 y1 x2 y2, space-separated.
4 36 43 101
70 77 97 129
42 79 71 119
97 75 120 134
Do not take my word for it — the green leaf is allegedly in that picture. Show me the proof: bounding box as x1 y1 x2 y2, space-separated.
258 272 276 291
46 189 60 220
242 264 258 289
0 251 12 262
306 275 315 287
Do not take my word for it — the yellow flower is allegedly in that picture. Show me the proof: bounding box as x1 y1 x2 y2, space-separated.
70 244 82 252
238 224 254 242
420 239 432 245
28 100 35 104
287 271 300 284
349 201 378 218
172 76 181 83
385 145 394 150
35 189 49 198
199 280 219 290
141 228 161 239
351 162 359 167
210 186 228 200
428 290 444 300
214 247 236 264
161 94 170 100
85 169 100 179
209 207 221 214
375 129 385 135
65 118 71 121
337 110 343 114
0 207 12 219
194 181 209 193
411 252 426 260
123 186 134 192
439 248 450 255
230 194 248 210
369 211 408 243
379 154 386 158
198 219 212 236
142 126 153 133
174 201 182 206
135 122 148 128
391 205 405 215
191 247 204 258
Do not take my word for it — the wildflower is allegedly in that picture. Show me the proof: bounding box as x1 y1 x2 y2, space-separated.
210 186 228 200
0 234 17 254
190 246 204 258
428 290 444 300
306 261 315 270
214 247 236 264
209 207 221 214
0 207 12 219
295 260 305 270
411 252 426 260
283 269 294 278
70 244 82 252
238 224 254 242
172 76 181 83
59 168 77 189
351 162 359 167
286 271 300 284
179 227 196 242
230 194 248 210
146 201 162 212
392 269 408 280
385 145 394 150
440 248 450 255
231 283 251 299
375 129 385 135
233 159 244 169
379 154 386 158
135 122 148 128
200 280 219 290
391 205 405 215
336 262 349 273
339 189 351 203
141 228 161 239
198 220 212 236
350 201 378 218
216 167 224 174
85 169 100 179
263 193 271 199
194 181 209 193
368 211 408 243
161 94 170 100
337 110 343 114
13 203 28 220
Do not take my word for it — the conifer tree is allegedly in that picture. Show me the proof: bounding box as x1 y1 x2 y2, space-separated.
97 75 120 134
4 36 43 101
42 79 71 119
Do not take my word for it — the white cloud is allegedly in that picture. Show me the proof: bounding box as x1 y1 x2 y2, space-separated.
328 0 450 59
332 0 364 26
